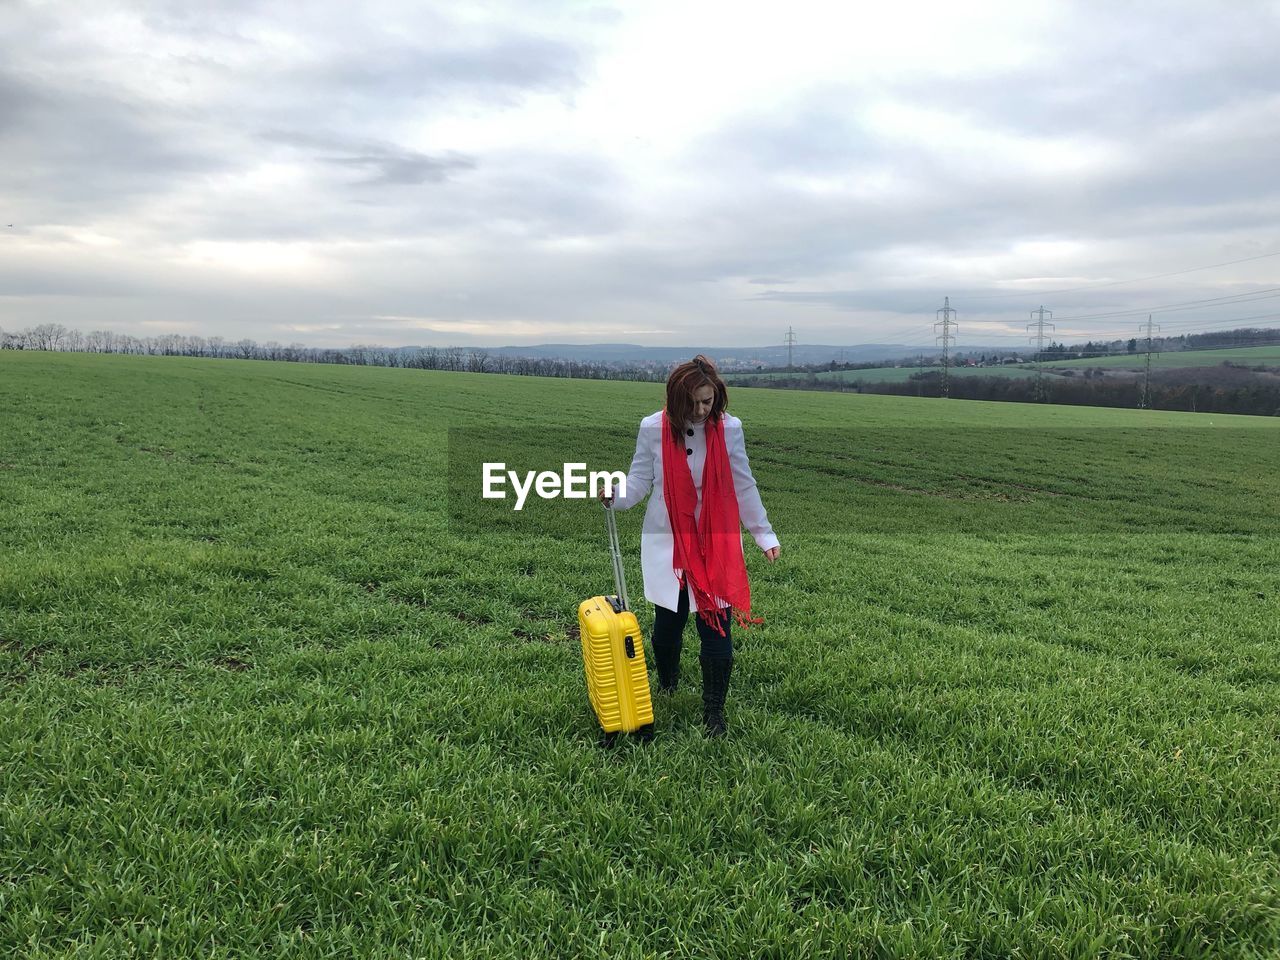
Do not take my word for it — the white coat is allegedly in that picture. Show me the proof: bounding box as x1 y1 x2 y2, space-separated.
608 410 780 612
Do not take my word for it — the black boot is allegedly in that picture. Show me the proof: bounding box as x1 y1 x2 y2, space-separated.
700 656 732 737
652 639 681 694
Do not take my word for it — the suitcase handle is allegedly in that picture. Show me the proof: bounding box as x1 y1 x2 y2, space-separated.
603 502 630 611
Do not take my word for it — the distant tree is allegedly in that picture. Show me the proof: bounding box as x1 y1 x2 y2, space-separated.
27 323 68 351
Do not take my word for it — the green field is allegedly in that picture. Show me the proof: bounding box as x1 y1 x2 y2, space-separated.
735 364 1046 384
1047 345 1280 371
733 345 1280 385
3 352 1279 958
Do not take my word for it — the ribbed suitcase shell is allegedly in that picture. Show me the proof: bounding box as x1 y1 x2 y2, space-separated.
579 595 654 734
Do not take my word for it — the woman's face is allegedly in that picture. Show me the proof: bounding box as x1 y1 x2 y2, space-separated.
690 384 715 423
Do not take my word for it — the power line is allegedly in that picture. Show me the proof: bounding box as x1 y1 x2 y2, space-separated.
1108 310 1280 335
954 248 1280 302
1047 288 1280 323
941 309 1280 343
982 330 1280 358
928 297 1280 342
881 300 1280 374
783 326 797 371
1176 315 1280 332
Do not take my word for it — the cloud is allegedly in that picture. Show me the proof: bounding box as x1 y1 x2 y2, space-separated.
331 151 474 186
316 34 584 99
2 1 1279 348
262 129 477 186
0 66 228 217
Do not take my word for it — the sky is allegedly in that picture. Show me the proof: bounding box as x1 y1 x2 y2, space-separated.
3 0 1280 350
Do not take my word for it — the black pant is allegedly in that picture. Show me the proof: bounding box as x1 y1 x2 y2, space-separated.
652 585 733 660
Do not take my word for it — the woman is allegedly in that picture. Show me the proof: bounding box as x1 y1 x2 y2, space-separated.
602 355 780 737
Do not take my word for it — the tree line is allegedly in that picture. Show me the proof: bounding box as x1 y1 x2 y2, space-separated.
0 323 666 382
737 366 1280 416
7 320 1278 415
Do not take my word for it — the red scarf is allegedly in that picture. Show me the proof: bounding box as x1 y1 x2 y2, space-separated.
661 410 761 634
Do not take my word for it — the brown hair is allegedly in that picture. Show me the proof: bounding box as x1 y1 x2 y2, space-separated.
665 354 728 441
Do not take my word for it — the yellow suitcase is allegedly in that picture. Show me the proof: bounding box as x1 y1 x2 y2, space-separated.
578 505 654 740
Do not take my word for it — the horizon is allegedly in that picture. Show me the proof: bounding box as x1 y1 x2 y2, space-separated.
6 319 1274 365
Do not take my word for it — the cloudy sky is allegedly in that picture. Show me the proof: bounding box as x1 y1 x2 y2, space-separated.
3 0 1280 350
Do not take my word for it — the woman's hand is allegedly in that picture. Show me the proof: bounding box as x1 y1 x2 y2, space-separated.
599 491 614 506
763 546 780 562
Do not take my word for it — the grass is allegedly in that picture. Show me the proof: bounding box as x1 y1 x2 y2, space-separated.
732 345 1280 385
1046 344 1280 371
732 364 1046 384
2 351 1279 958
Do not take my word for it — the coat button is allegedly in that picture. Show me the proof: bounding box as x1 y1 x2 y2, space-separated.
686 428 694 436
686 448 693 455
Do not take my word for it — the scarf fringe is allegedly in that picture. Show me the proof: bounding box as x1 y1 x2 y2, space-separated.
675 566 764 636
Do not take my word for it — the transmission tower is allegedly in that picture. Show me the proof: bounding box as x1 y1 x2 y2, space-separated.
784 326 797 370
934 296 958 399
1027 306 1055 402
1139 315 1160 410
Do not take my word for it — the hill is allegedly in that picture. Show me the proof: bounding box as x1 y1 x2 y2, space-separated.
1046 344 1280 371
399 341 918 367
730 345 1280 413
734 344 1280 384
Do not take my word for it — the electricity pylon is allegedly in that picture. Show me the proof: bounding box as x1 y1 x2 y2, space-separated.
1139 315 1160 409
1027 306 1055 402
934 297 958 399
